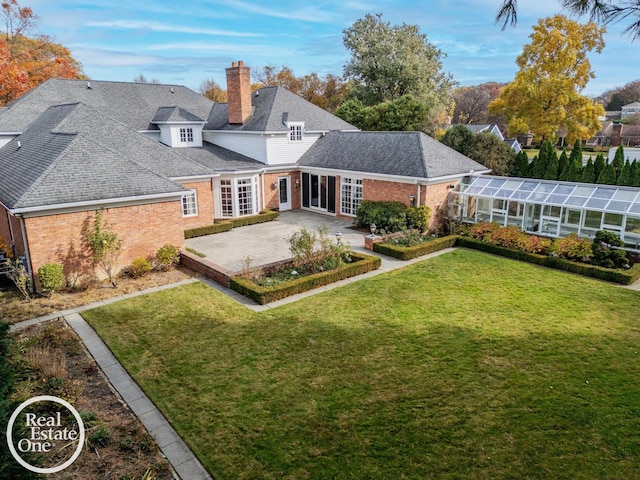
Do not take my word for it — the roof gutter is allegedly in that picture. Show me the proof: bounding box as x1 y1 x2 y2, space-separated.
10 191 186 218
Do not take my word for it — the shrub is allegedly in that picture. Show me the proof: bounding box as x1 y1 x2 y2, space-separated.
517 235 553 254
374 235 457 260
37 262 65 295
551 234 593 262
486 226 526 250
184 222 232 238
6 259 31 301
155 244 180 270
82 209 123 287
406 206 432 232
355 200 409 233
468 222 500 241
129 258 152 278
592 230 628 269
288 225 348 274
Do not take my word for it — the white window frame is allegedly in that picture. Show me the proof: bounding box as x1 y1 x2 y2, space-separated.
179 127 194 144
182 190 198 217
340 177 363 217
288 122 304 142
217 176 260 218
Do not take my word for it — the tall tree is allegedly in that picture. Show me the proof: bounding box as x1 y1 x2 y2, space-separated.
496 0 640 41
452 82 507 126
440 125 474 156
133 73 160 84
489 15 605 144
558 150 569 178
0 0 84 105
513 151 530 177
594 153 606 180
611 145 625 178
597 162 617 184
582 157 596 182
602 80 640 110
199 77 227 102
468 131 515 176
336 95 428 131
342 13 455 131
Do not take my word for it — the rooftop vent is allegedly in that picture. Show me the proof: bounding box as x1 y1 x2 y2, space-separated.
87 82 92 89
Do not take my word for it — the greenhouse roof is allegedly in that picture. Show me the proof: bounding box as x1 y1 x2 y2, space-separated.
459 176 640 215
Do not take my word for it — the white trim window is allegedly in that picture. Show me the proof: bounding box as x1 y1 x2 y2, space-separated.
182 190 198 217
220 180 233 217
179 127 194 144
217 176 260 218
341 177 363 216
288 122 304 142
237 178 254 216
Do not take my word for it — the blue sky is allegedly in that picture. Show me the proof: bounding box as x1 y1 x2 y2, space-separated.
26 0 638 97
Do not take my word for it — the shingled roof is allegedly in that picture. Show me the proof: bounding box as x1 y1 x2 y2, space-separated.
0 79 215 132
298 131 488 179
206 86 358 132
0 103 204 211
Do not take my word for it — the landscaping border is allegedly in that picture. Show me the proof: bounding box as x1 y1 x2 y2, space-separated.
456 236 640 285
229 252 382 305
373 235 457 260
184 210 279 239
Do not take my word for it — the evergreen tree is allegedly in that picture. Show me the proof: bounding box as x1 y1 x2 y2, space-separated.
617 160 633 186
557 150 569 180
611 146 625 180
594 153 606 181
596 163 617 185
568 139 582 168
513 151 529 177
527 155 538 178
631 160 640 187
566 159 582 182
544 149 559 179
532 141 552 178
581 158 595 183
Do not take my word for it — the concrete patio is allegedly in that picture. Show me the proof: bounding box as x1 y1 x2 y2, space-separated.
185 210 369 272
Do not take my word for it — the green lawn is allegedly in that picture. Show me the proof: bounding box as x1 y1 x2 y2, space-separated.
83 249 640 479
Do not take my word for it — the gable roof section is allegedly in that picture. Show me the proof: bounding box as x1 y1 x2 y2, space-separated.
0 103 194 211
0 79 215 132
206 86 358 132
151 106 205 124
298 131 487 179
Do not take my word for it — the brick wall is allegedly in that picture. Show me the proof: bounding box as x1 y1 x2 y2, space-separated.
262 171 301 210
181 180 214 230
24 200 185 287
0 206 26 259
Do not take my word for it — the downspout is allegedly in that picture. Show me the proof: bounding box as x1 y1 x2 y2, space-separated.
416 181 422 207
17 215 34 292
261 170 266 211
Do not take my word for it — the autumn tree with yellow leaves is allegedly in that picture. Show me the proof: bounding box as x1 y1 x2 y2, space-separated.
0 0 84 105
489 15 605 144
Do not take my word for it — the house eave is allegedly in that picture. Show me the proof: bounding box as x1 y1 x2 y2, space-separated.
298 166 491 184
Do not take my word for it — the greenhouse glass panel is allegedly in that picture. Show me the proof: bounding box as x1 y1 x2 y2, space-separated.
534 183 557 193
554 185 576 195
625 216 640 237
565 196 588 207
463 196 477 222
583 210 603 229
628 203 640 215
495 189 515 199
573 186 596 196
584 198 609 209
612 189 639 201
519 181 539 191
543 205 562 217
477 197 491 222
481 187 499 196
606 201 631 213
511 190 533 200
488 178 507 188
546 194 568 205
528 192 551 202
604 212 623 227
591 187 616 199
502 180 523 189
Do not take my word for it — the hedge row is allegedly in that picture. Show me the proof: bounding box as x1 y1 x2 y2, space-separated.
230 251 382 305
184 210 279 239
456 236 640 285
373 235 458 260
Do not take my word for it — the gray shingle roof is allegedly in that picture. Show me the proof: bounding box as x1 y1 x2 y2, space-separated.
298 131 488 179
151 106 205 123
206 86 358 132
0 103 192 210
0 79 215 132
178 143 264 173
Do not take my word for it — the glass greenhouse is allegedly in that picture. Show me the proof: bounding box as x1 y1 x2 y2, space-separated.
449 175 640 250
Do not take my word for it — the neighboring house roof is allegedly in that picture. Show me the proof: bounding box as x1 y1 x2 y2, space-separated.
298 131 488 179
0 79 215 132
0 103 203 210
206 86 358 132
459 124 504 140
623 102 640 108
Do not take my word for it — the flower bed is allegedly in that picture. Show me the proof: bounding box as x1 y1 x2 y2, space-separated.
373 235 457 260
230 251 381 305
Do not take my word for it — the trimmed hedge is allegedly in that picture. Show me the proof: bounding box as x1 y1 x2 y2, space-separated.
456 236 640 285
184 210 280 239
184 221 232 239
373 235 458 260
230 251 382 305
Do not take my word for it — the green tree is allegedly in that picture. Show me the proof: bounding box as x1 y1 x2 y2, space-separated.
631 160 640 187
527 155 539 178
566 158 583 182
594 153 606 180
342 13 455 131
544 148 559 179
489 15 605 144
440 125 474 156
617 160 633 186
581 158 596 183
557 150 569 179
611 145 625 178
569 139 583 166
496 1 640 41
513 151 530 177
336 95 428 131
596 162 617 185
468 131 515 176
532 140 553 179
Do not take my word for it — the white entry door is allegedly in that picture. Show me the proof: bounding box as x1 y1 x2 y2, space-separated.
278 176 291 211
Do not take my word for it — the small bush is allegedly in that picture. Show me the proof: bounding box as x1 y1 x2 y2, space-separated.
518 235 553 254
37 262 65 295
468 222 500 241
486 226 526 250
129 258 152 278
356 200 409 233
155 244 180 270
406 206 432 233
184 222 233 238
592 230 629 268
374 235 457 260
551 234 593 262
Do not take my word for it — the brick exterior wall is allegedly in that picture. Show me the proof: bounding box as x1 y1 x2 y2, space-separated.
262 171 301 210
226 61 252 125
0 206 25 258
181 180 214 230
24 200 185 288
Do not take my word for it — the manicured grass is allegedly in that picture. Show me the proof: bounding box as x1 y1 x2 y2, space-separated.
83 249 640 479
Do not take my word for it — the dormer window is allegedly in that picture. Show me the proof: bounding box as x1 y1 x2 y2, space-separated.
179 127 194 144
288 122 304 142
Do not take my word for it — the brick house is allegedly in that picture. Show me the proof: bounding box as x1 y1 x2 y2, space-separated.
0 61 487 287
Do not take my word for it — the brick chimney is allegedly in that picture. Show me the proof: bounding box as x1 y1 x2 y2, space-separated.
226 60 252 125
611 123 622 147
